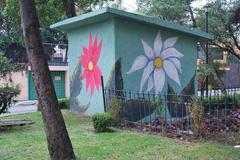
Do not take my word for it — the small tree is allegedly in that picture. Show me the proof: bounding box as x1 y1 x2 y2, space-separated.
0 52 18 78
0 84 20 114
0 53 20 115
189 97 205 137
197 61 214 96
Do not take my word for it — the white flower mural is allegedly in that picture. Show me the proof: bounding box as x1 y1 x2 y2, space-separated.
126 31 184 94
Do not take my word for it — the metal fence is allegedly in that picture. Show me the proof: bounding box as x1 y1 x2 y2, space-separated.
42 43 68 66
197 87 240 96
103 89 240 137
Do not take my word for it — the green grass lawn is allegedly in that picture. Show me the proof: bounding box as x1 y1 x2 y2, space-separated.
0 110 240 160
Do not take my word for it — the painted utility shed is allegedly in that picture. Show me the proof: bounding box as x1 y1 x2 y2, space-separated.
51 8 213 114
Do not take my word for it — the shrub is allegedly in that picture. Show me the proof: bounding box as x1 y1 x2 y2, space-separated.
92 112 112 132
153 99 164 115
200 95 240 111
108 98 124 126
0 84 20 115
58 98 70 109
122 99 155 122
0 53 19 78
189 97 205 137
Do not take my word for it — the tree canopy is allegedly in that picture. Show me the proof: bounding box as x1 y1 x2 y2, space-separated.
3 0 112 28
196 0 240 59
138 0 240 60
138 0 190 24
137 0 240 90
0 52 18 78
3 0 66 28
0 0 112 51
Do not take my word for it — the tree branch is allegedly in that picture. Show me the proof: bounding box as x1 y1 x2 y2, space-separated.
218 6 240 51
228 25 240 50
62 0 76 18
212 41 240 59
186 0 197 28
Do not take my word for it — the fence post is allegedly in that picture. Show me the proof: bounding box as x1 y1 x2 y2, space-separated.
233 91 236 110
101 75 106 112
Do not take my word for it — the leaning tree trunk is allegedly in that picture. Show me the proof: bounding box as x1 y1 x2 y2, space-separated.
18 1 76 160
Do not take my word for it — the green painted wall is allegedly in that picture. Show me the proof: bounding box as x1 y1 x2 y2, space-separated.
115 18 198 94
68 19 115 114
29 71 66 100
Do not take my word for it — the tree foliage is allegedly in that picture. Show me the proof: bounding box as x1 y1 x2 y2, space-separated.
1 0 66 49
0 84 20 115
0 52 18 78
137 0 239 91
74 0 112 13
3 0 112 28
138 0 190 23
196 0 240 59
0 53 20 115
138 0 240 60
197 63 214 84
1 0 111 52
0 13 23 50
3 0 65 28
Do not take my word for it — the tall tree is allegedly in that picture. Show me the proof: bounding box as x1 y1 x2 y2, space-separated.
138 0 229 92
196 0 240 59
18 1 76 159
4 0 112 28
0 0 3 12
62 0 76 17
138 0 240 60
0 53 20 115
61 0 76 63
185 0 226 91
138 0 190 23
2 0 111 51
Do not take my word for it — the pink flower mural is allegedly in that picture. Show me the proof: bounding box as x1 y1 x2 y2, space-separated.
81 33 103 96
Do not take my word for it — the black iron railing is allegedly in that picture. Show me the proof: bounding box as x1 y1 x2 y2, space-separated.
103 88 240 137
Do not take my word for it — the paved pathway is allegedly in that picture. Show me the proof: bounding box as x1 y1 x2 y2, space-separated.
0 101 38 117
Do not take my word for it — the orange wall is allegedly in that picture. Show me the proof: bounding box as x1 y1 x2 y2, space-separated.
0 71 28 100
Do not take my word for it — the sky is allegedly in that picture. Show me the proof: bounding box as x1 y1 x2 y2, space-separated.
121 0 208 12
121 0 137 12
191 0 208 8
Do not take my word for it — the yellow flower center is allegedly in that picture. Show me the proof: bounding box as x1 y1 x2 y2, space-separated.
154 57 163 68
88 61 94 71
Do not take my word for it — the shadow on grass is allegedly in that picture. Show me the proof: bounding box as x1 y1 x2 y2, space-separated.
207 133 240 146
0 124 33 134
92 127 118 134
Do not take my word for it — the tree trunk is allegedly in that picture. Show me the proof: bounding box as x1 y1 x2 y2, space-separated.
62 0 76 17
186 0 197 28
0 0 3 13
62 0 76 64
18 1 76 160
